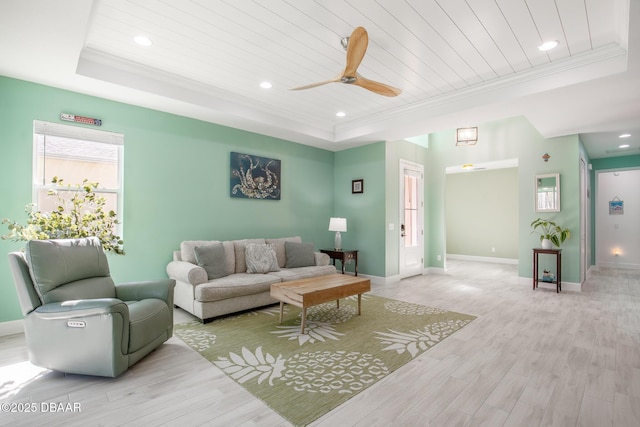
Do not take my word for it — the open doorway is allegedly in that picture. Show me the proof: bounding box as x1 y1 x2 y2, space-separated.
445 159 519 264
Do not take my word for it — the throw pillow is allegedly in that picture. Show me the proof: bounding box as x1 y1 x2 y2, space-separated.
285 241 316 268
194 243 228 280
245 243 280 274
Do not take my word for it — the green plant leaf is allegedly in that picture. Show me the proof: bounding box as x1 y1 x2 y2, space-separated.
1 178 124 254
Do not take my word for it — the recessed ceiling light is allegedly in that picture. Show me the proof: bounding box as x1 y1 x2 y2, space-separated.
134 36 152 47
619 133 631 138
260 81 272 89
538 40 558 51
336 111 346 117
619 144 630 148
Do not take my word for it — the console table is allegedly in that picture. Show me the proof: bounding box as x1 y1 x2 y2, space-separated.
320 249 359 276
532 248 562 293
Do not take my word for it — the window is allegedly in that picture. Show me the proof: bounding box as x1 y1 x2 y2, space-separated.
33 120 124 233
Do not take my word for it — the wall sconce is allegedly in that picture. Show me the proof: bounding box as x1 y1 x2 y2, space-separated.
456 127 478 146
613 248 621 256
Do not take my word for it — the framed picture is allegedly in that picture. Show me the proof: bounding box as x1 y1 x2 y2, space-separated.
230 152 281 200
352 179 363 194
609 199 623 215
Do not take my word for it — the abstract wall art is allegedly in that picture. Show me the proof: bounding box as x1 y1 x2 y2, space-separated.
230 152 281 200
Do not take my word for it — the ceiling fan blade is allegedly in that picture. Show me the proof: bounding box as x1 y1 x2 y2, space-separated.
353 74 402 97
343 27 368 77
291 76 342 91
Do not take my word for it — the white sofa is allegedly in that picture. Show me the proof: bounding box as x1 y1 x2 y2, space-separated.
167 236 336 322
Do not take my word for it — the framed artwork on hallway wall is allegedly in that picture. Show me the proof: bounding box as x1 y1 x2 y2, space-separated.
352 179 363 194
230 152 281 200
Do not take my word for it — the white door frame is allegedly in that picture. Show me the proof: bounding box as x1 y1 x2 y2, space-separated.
580 156 588 283
399 160 424 278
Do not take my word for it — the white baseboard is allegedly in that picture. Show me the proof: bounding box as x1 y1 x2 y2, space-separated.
0 319 24 337
425 267 446 274
357 273 396 286
596 262 640 270
517 276 582 292
447 254 518 265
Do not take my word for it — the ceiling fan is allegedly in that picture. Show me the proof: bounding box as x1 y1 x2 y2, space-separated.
292 27 402 97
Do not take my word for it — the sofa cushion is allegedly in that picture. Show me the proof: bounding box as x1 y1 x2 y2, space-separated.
181 240 220 264
195 273 281 302
233 239 266 273
285 241 316 268
194 243 228 280
268 265 337 282
266 236 302 268
245 243 280 274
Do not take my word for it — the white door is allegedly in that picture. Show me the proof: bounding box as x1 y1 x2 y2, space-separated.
399 161 424 278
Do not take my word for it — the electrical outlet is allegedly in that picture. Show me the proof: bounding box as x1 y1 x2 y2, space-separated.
388 223 395 231
437 255 442 261
491 247 496 253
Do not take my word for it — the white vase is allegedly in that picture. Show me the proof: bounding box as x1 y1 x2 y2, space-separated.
541 238 553 249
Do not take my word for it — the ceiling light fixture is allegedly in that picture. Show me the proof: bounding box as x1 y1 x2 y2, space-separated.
336 111 346 117
538 40 558 51
134 36 152 47
456 127 478 146
619 144 630 148
619 133 631 138
260 81 272 89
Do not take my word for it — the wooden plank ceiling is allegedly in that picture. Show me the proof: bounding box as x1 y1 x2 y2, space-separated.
1 0 635 155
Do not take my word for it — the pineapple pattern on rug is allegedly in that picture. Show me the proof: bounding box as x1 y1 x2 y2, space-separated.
174 294 475 427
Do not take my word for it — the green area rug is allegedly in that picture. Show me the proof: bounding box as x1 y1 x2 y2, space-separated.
174 295 476 426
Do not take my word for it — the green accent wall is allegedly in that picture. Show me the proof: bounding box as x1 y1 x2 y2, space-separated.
0 76 335 322
334 142 386 277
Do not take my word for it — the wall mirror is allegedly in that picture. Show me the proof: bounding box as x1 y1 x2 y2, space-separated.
535 173 560 212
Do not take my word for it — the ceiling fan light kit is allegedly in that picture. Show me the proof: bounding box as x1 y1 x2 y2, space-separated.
292 27 402 97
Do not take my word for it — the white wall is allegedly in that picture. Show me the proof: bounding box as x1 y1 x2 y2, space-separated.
596 169 640 269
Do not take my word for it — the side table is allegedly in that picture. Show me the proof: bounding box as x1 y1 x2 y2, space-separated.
532 248 562 293
320 249 359 276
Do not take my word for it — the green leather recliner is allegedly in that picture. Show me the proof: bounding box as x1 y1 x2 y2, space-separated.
8 237 176 377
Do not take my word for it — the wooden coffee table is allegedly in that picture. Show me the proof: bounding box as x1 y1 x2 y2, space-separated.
270 274 371 333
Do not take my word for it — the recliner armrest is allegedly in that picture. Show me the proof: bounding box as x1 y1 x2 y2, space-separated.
33 298 128 320
116 279 176 303
166 260 208 285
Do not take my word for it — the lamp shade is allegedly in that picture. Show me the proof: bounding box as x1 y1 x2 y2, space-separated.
328 217 347 232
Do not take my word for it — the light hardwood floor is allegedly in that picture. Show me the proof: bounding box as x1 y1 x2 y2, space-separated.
1 260 639 426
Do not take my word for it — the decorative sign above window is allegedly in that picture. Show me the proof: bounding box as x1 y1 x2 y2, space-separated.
60 113 102 126
230 152 281 200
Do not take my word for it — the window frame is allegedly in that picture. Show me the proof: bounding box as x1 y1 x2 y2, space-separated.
32 120 124 235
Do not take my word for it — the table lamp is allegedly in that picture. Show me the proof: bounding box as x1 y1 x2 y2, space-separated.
328 217 347 250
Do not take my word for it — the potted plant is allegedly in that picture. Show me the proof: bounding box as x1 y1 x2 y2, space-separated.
530 217 570 249
2 177 124 254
